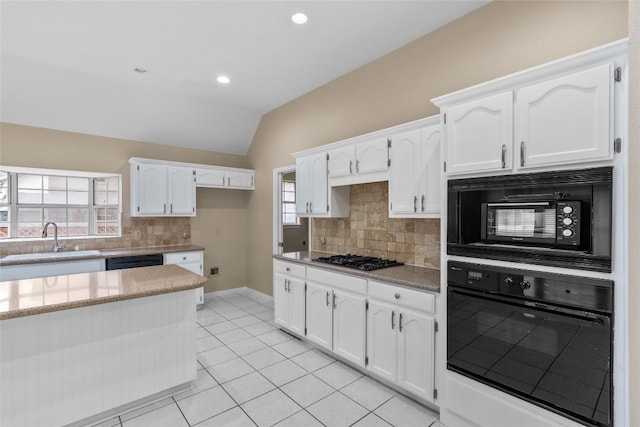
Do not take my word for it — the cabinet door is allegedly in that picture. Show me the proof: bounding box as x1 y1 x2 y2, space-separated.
356 138 388 175
419 124 441 214
306 282 333 350
516 63 612 169
168 166 195 216
328 146 355 178
274 273 290 328
397 308 435 402
136 163 168 215
389 129 421 214
295 156 312 215
195 168 226 187
366 299 397 382
310 153 328 215
446 91 513 175
332 289 366 367
227 170 254 189
287 277 306 336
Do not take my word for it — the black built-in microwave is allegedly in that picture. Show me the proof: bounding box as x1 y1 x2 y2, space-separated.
447 167 612 272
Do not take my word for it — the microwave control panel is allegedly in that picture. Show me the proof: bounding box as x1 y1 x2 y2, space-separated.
556 201 581 246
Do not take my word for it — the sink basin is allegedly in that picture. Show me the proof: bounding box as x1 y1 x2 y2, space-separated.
2 250 102 262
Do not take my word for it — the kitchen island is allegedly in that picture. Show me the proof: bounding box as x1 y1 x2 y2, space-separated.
0 265 206 427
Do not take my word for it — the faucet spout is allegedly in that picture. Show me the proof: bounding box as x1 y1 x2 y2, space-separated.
42 222 67 252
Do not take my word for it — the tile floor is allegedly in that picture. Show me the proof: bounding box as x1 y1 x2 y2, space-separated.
91 289 440 427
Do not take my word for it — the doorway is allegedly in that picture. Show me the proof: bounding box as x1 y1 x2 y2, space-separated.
273 165 309 254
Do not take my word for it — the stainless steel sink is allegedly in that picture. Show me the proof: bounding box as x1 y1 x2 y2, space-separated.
2 250 102 262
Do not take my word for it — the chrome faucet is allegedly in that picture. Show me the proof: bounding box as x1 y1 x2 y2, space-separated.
42 222 66 252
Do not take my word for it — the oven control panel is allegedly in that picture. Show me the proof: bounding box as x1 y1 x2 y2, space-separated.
447 261 613 312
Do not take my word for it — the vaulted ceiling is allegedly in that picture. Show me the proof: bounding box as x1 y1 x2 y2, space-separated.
1 1 488 155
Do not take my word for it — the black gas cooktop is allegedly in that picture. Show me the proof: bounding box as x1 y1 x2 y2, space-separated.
312 254 404 271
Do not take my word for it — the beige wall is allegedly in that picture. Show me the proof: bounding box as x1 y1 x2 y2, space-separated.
627 1 639 425
0 123 251 293
245 0 629 295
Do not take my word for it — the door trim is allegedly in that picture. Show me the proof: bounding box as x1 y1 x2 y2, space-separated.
273 165 296 254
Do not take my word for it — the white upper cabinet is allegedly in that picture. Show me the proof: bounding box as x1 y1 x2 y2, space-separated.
445 91 513 176
328 137 389 185
131 161 195 217
515 63 612 170
433 40 627 177
134 163 168 216
195 166 254 190
389 119 441 217
295 152 349 217
167 166 196 215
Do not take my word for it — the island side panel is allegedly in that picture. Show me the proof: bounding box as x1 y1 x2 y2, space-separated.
0 289 196 427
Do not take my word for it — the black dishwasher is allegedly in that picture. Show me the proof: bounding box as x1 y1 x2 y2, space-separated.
105 254 164 270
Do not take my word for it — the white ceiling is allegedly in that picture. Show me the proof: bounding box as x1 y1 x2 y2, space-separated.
1 1 487 155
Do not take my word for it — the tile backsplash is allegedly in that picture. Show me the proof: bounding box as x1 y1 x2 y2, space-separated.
312 181 440 268
0 214 191 257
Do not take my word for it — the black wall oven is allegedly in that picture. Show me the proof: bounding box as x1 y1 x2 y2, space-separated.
447 261 613 427
447 167 613 272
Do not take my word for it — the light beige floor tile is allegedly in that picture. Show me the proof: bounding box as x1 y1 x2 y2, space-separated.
307 391 368 427
177 386 237 425
241 389 301 427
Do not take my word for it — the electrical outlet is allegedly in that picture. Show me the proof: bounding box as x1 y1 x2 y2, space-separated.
133 230 141 240
210 267 219 276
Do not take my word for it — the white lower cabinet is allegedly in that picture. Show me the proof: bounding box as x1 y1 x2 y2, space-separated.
271 260 438 403
305 267 367 367
367 280 437 403
273 260 306 336
164 250 204 305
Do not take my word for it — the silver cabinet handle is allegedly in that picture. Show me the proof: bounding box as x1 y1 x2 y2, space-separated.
349 160 353 174
326 291 330 306
421 195 425 212
309 202 312 213
520 141 525 167
399 313 404 332
413 196 417 213
501 144 507 169
395 293 400 299
163 204 167 214
356 159 360 173
284 279 288 292
306 202 310 213
332 293 337 309
170 203 173 214
391 311 395 329
182 256 187 261
286 267 290 272
227 177 231 186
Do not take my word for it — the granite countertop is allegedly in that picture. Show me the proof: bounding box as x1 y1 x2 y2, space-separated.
0 244 204 267
274 251 440 293
0 265 207 320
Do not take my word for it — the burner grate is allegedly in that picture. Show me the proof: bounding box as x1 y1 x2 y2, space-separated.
313 254 404 271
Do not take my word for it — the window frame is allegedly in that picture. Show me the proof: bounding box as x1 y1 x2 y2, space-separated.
282 179 300 227
0 166 122 240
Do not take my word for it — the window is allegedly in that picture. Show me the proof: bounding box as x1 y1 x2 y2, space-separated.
282 180 299 226
0 167 121 240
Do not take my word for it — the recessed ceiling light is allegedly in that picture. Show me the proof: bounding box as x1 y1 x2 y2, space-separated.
291 13 308 24
134 67 147 74
216 75 231 84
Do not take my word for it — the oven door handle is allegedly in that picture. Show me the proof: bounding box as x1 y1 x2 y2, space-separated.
486 202 551 207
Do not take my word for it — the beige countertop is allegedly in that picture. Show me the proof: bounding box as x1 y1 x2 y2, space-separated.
0 244 204 267
274 251 440 293
0 265 207 320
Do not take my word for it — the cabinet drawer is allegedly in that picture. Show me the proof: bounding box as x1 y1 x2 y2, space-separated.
164 251 202 264
307 267 366 294
274 260 306 279
368 280 435 313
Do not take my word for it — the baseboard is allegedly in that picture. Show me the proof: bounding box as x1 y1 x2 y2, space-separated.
204 286 273 302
